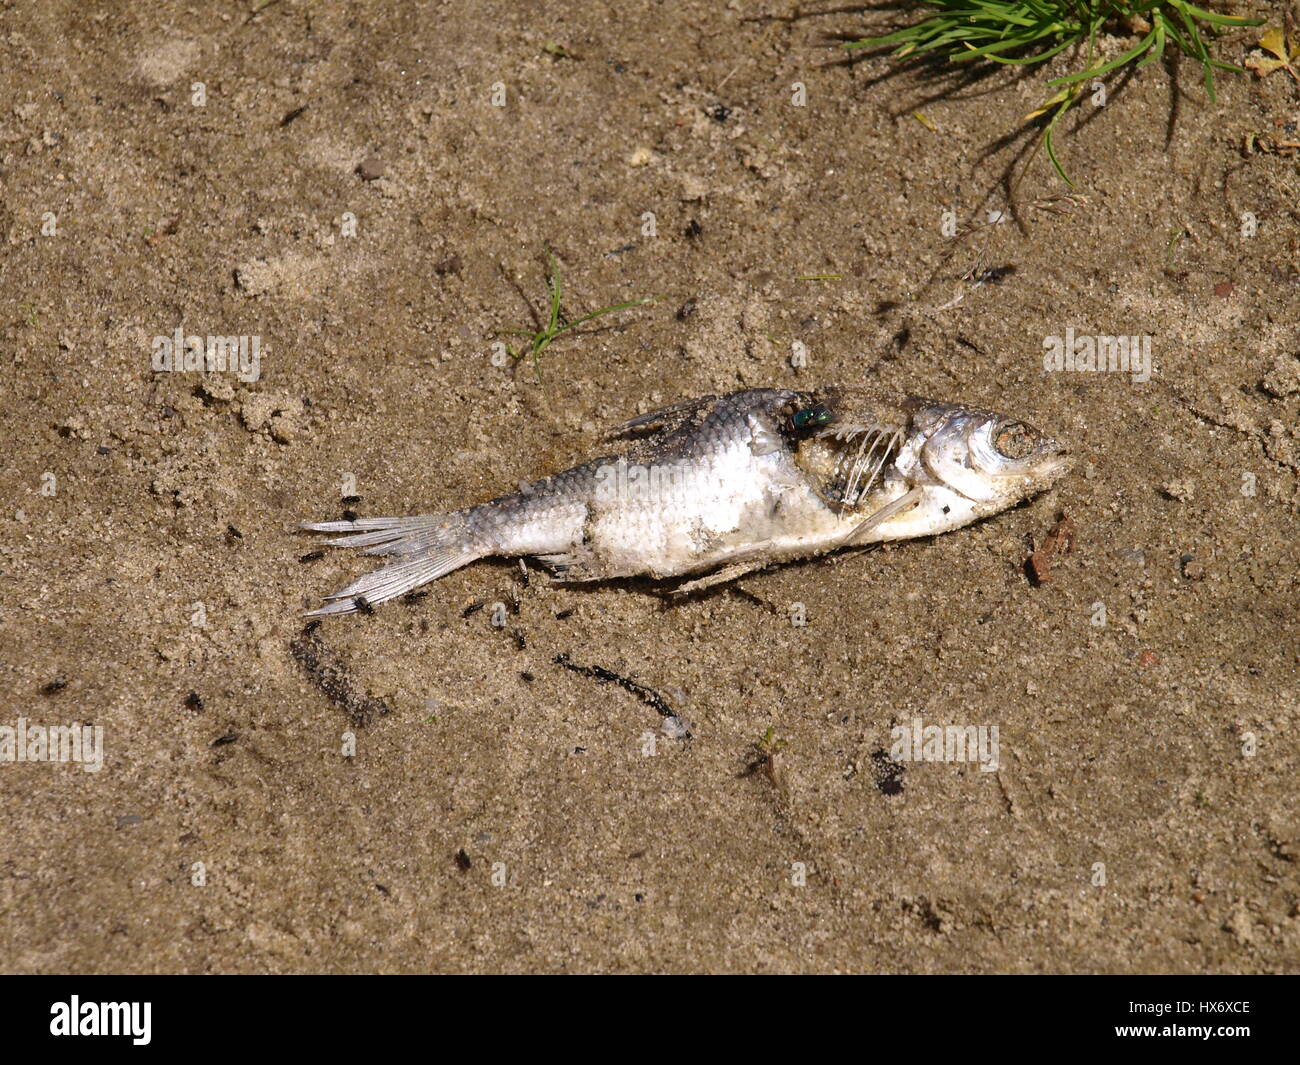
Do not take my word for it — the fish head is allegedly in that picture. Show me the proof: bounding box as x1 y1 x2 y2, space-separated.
786 389 1069 540
886 400 1071 535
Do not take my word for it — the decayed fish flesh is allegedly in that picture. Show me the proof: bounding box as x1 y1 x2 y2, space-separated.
301 387 1070 616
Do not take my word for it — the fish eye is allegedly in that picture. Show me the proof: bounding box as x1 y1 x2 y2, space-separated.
992 421 1037 460
789 405 835 431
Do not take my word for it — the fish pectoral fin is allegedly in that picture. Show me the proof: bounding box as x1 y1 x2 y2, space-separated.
840 486 924 546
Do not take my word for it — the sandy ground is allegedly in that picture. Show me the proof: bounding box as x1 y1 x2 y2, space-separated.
1 0 1297 974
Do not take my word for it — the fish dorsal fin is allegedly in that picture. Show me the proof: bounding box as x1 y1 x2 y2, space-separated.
602 394 722 442
604 389 811 445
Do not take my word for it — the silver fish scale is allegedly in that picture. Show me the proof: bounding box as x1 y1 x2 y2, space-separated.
466 465 596 557
478 389 811 580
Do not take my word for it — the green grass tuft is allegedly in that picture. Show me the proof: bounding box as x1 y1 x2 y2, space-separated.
501 251 660 382
846 1 1262 183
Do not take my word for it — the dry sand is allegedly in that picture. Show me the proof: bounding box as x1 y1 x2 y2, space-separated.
1 0 1297 973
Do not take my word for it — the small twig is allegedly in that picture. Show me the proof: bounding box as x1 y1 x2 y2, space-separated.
553 653 684 732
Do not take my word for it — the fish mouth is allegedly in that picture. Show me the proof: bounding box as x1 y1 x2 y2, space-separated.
1037 452 1073 482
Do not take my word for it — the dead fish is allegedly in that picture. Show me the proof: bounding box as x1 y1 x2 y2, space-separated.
301 387 1070 616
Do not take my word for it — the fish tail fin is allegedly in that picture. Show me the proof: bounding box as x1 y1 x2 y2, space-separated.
300 510 484 616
